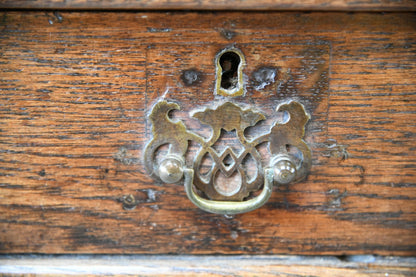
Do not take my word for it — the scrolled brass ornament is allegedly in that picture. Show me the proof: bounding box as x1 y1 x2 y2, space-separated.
144 100 311 214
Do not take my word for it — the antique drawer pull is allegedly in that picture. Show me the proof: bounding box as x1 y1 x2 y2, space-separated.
144 100 311 214
183 168 274 215
143 47 311 214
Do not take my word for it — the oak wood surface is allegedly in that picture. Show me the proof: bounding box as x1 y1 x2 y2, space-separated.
1 0 415 11
0 11 415 255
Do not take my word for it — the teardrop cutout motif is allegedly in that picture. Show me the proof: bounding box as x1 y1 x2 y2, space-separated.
242 153 258 183
213 169 242 197
198 152 214 183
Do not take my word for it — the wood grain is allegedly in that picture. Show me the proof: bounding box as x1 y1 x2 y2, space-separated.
0 11 415 255
0 0 416 11
1 255 415 276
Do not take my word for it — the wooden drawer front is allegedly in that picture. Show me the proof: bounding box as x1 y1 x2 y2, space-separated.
0 12 415 255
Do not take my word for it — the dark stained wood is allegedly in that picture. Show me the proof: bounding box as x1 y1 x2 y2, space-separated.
0 11 415 255
1 0 416 11
1 255 415 276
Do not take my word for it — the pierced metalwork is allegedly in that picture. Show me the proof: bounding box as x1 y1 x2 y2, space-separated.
144 100 311 214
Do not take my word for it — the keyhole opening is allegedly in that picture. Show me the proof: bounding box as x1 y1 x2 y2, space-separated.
219 51 241 90
215 48 245 97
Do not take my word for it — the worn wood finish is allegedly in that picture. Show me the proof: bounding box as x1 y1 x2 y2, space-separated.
1 0 416 11
0 12 415 255
1 255 416 276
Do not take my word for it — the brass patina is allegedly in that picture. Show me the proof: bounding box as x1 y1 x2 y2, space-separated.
215 48 245 97
144 100 311 214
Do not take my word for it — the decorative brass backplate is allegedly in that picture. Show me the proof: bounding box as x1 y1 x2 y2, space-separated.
144 100 311 214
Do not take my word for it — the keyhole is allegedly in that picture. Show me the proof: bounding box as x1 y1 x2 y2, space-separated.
215 48 245 97
219 51 241 90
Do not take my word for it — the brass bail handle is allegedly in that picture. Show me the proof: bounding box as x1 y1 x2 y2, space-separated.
143 47 311 214
183 168 274 215
144 100 311 214
156 154 300 214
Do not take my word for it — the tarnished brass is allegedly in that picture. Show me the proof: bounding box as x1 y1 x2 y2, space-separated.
144 100 311 214
158 154 184 184
215 48 245 97
192 102 265 201
184 168 274 215
271 156 297 184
